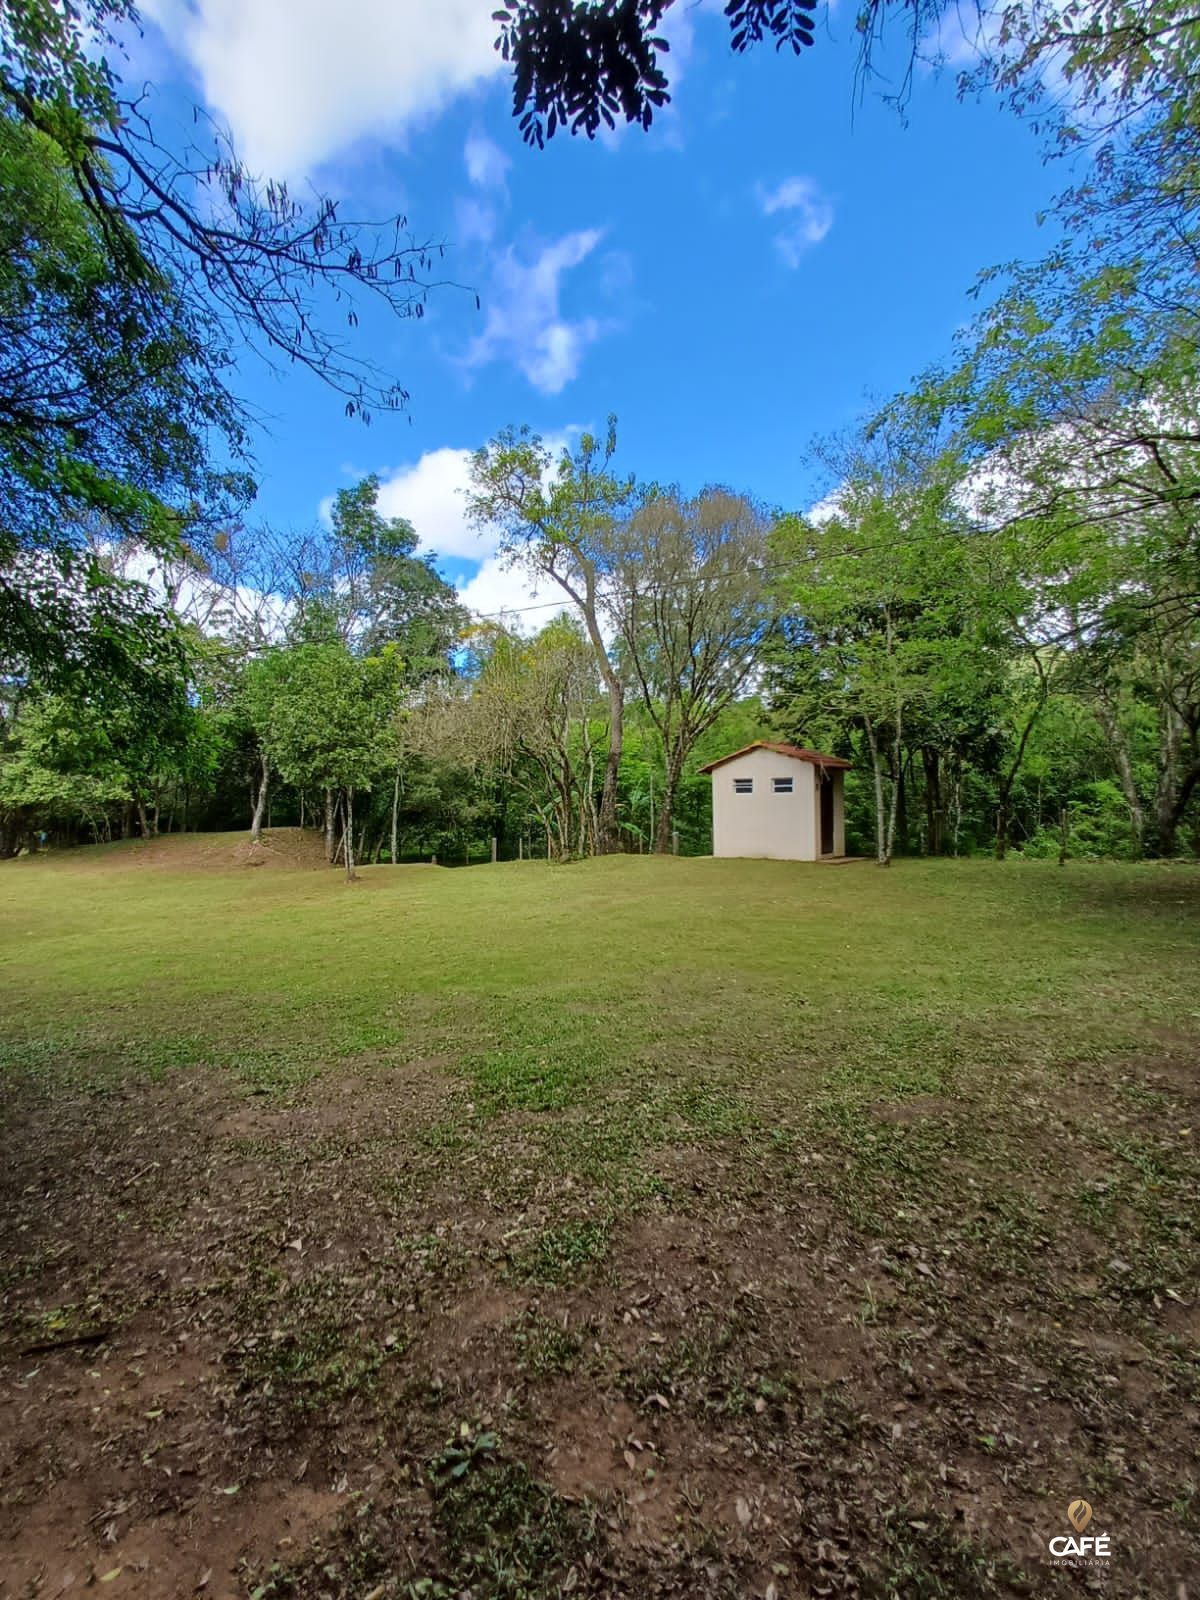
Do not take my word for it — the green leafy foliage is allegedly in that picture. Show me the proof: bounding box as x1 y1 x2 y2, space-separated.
425 1427 594 1599
244 644 402 802
0 112 243 693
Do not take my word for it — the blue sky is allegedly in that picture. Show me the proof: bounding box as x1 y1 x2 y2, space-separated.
132 1 1065 618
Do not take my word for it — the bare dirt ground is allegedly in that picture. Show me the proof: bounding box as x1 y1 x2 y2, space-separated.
2 1048 1197 1599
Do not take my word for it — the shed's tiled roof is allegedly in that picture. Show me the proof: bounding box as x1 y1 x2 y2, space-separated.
698 741 853 774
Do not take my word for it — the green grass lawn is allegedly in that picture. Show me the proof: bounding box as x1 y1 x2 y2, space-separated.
0 838 1197 1598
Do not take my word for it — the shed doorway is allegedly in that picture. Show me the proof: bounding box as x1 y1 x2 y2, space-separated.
819 773 835 855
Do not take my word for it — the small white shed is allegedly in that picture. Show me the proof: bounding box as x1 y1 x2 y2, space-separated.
700 742 850 861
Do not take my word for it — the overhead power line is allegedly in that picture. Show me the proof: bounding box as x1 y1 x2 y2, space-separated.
462 525 1011 623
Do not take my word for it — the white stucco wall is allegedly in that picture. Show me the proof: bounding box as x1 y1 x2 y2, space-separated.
709 748 815 860
709 751 846 860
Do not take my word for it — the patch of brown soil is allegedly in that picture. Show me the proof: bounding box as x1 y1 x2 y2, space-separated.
869 1094 956 1124
214 1055 457 1142
2 1058 1198 1598
542 1397 638 1500
2 1469 346 1598
40 828 334 875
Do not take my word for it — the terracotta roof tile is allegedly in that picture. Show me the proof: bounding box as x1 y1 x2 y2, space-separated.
698 741 853 774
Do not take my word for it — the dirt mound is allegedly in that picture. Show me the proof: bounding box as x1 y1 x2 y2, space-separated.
52 828 332 873
223 829 331 871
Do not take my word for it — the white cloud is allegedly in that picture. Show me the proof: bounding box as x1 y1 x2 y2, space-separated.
453 133 510 244
111 541 294 641
377 434 574 628
465 230 606 394
455 195 500 246
464 131 510 191
372 447 489 561
326 428 583 564
758 176 834 267
456 134 614 391
154 0 503 177
456 555 567 626
806 487 843 526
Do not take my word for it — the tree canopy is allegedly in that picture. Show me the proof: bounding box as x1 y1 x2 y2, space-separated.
493 0 912 145
0 0 448 704
0 0 441 415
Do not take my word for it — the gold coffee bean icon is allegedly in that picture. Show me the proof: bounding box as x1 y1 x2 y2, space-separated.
1067 1500 1093 1534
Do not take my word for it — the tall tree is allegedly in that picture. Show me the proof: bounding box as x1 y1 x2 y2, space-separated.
0 113 237 695
413 618 603 860
0 0 447 701
245 477 467 856
286 476 468 668
0 657 215 853
606 486 775 851
772 430 1015 864
243 643 402 879
468 420 634 852
904 265 1200 855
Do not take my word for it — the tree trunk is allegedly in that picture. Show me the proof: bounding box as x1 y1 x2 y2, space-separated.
391 768 401 865
596 671 623 853
885 716 903 865
1163 764 1200 857
995 800 1010 862
865 719 889 866
579 716 599 856
135 797 150 838
343 788 355 882
324 789 336 863
949 756 963 856
876 606 900 866
921 746 943 856
567 562 623 854
655 746 686 854
1094 694 1145 855
249 753 270 843
894 749 908 856
1148 698 1192 857
996 686 1050 860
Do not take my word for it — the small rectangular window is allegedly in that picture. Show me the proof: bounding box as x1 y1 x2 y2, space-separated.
773 777 794 794
733 777 753 794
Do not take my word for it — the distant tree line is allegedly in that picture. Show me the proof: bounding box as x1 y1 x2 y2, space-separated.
2 0 1197 865
2 386 1196 867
